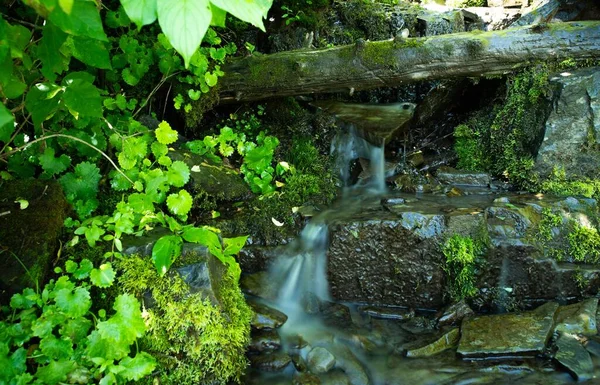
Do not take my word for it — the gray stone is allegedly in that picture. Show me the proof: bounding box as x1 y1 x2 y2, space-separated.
485 206 533 247
121 227 210 258
249 352 292 372
554 298 598 337
458 302 558 359
535 67 600 181
329 345 370 385
240 271 278 300
307 347 336 374
436 168 491 187
399 212 446 239
174 257 226 304
418 10 465 37
584 336 600 358
406 328 460 358
554 335 594 381
248 299 288 329
249 329 281 352
437 300 474 327
358 306 414 321
319 370 352 385
293 372 321 385
291 352 308 372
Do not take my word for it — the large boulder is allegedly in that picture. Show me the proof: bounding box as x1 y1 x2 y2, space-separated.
535 67 600 180
0 180 69 300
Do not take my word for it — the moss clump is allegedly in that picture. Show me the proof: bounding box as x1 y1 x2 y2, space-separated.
116 255 252 384
442 234 481 301
446 0 486 7
453 123 483 171
568 224 600 264
540 167 600 200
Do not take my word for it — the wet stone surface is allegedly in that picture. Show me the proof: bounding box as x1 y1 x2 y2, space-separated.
554 298 599 337
358 306 415 321
457 302 559 359
248 299 288 329
249 351 292 372
554 335 594 381
406 328 460 358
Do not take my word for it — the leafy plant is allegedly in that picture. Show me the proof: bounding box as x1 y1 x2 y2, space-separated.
0 259 155 385
442 234 480 301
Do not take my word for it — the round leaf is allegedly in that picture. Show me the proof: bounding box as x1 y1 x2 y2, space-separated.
166 189 192 216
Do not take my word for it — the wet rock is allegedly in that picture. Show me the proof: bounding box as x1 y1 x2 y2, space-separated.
291 352 308 372
401 316 436 334
406 328 460 358
248 299 288 329
321 302 354 329
286 334 309 350
485 205 533 247
458 302 558 359
249 329 281 352
293 372 321 385
446 187 464 197
329 345 370 385
584 336 600 357
240 271 278 300
436 167 491 187
399 212 446 239
320 370 352 385
535 67 600 181
554 335 594 381
437 300 475 327
393 174 442 194
302 292 322 315
0 180 69 299
249 351 292 372
307 347 336 374
358 306 415 321
174 257 227 304
465 6 520 30
418 10 465 37
238 246 283 274
121 227 210 258
554 298 598 337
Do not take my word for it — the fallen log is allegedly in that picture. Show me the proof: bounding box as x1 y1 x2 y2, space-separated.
218 21 600 103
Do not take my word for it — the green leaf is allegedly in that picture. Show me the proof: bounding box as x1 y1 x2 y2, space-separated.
35 360 76 385
118 352 157 380
6 23 31 58
97 294 146 346
209 0 272 31
166 189 192 216
55 286 91 318
60 317 92 343
121 0 158 28
40 335 73 360
59 161 101 201
2 76 27 99
90 263 116 288
25 83 62 129
151 141 168 158
39 147 71 176
209 3 227 27
38 21 68 81
0 18 13 85
128 193 154 213
157 0 211 68
70 36 112 69
49 0 108 41
62 78 103 119
223 235 248 256
73 259 93 280
204 71 218 87
166 160 190 187
155 120 178 144
0 103 14 143
182 226 220 248
151 235 183 275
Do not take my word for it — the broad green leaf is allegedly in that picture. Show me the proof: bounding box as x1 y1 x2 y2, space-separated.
99 372 117 385
49 0 108 41
151 235 182 275
121 0 158 28
90 263 115 288
9 287 38 310
209 0 272 31
106 6 132 28
96 294 146 346
118 352 157 380
157 0 211 68
0 104 14 143
0 17 12 85
151 141 168 158
86 330 129 363
118 137 148 169
155 120 178 144
209 3 227 27
62 78 103 119
2 76 26 99
73 258 93 280
166 160 190 187
70 36 112 69
205 71 218 87
60 317 92 343
6 23 31 59
40 335 73 360
25 83 62 129
39 147 71 176
182 227 220 250
166 189 192 216
128 193 154 213
223 235 248 256
38 21 68 81
35 359 76 385
54 286 91 318
59 161 101 201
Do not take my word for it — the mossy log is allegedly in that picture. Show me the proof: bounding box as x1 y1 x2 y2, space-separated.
219 21 600 103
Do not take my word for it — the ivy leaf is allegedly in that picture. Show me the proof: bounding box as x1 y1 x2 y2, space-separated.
209 0 272 32
155 120 178 145
166 160 190 187
70 36 112 69
35 360 76 385
128 193 154 213
38 21 68 81
62 78 103 119
0 103 14 143
118 137 148 170
39 147 71 176
151 235 182 275
166 189 192 216
90 263 116 288
121 0 158 28
48 0 108 41
157 0 211 68
55 286 91 318
118 352 157 380
59 161 101 201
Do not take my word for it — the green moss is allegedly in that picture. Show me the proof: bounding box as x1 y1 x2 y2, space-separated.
454 124 483 171
538 208 563 242
446 0 486 6
540 167 600 199
568 224 600 264
442 234 482 301
116 255 252 385
185 86 220 129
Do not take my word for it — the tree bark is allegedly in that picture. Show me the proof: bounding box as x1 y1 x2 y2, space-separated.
218 21 600 103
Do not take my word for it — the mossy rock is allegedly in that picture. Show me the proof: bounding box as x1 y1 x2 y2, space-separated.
117 255 252 384
0 179 69 300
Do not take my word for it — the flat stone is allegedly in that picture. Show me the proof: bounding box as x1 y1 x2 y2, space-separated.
399 212 446 239
249 329 281 352
249 351 292 372
406 328 460 358
437 300 474 327
248 300 288 329
436 168 491 187
358 306 414 321
307 347 336 374
457 302 558 359
554 335 594 381
554 298 598 336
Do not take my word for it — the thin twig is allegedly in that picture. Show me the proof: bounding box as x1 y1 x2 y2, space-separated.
0 211 10 217
0 13 41 30
133 72 179 118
